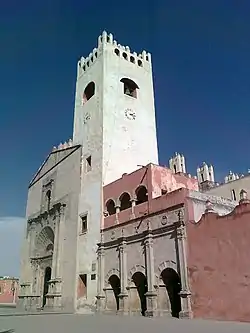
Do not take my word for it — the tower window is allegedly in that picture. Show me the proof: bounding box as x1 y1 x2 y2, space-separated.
86 155 92 172
231 189 236 201
120 78 139 99
173 164 177 173
138 59 143 67
201 173 204 182
83 82 95 104
130 56 135 64
114 48 120 56
122 52 128 60
46 190 51 211
81 215 88 233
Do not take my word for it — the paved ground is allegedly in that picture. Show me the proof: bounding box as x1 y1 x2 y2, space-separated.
0 313 250 333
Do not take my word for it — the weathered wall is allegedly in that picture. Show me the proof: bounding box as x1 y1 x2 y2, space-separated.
187 200 250 322
19 146 81 311
0 278 18 304
205 175 250 202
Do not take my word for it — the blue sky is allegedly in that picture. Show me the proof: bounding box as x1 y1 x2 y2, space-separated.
1 1 250 276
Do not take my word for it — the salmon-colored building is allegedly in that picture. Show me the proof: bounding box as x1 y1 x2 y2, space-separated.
94 163 250 322
0 277 19 305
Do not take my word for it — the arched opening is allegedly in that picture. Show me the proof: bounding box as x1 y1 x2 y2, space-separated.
120 78 139 98
42 266 51 307
46 190 51 211
108 274 121 311
173 165 177 173
135 185 148 205
161 268 181 318
35 226 54 258
83 82 95 104
138 59 143 67
106 199 116 215
130 56 135 64
132 272 148 316
119 192 132 211
122 52 128 60
114 48 120 56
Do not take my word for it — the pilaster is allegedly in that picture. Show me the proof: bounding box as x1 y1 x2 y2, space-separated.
96 231 105 312
176 215 193 319
144 222 157 317
118 231 129 315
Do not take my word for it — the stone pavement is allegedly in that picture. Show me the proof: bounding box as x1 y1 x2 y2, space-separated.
0 313 250 333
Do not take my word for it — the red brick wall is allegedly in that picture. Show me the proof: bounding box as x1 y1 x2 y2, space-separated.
187 202 250 322
0 278 19 304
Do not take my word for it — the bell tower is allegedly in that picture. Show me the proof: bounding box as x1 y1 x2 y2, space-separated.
73 31 158 311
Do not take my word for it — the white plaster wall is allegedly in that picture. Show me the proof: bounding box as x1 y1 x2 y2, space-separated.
205 175 250 201
188 190 237 223
74 34 159 311
102 42 158 185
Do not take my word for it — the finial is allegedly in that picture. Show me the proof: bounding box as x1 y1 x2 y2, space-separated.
68 138 73 146
239 189 249 204
58 143 63 150
205 200 214 213
52 146 57 151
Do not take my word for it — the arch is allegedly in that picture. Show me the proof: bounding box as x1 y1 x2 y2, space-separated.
138 59 143 67
106 199 116 216
132 272 148 316
105 268 120 286
119 192 132 211
35 226 54 257
130 56 135 64
114 48 120 56
128 264 145 285
83 81 95 104
108 274 121 311
157 260 177 275
122 52 128 60
135 185 148 205
42 266 51 307
160 268 181 318
120 78 139 98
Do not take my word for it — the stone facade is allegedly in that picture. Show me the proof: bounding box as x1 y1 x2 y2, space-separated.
18 144 81 312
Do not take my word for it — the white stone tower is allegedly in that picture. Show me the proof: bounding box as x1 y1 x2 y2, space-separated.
197 162 215 183
169 152 186 174
73 31 159 311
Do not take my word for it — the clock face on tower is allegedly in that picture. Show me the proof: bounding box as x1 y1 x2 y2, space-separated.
124 108 136 120
83 112 90 124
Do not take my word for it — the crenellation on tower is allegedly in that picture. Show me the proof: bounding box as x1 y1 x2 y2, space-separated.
77 31 152 79
224 171 239 183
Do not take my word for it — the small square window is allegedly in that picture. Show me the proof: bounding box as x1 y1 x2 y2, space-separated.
91 274 96 281
86 156 92 172
81 215 88 233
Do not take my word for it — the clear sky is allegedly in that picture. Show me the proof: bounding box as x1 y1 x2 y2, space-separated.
1 1 250 276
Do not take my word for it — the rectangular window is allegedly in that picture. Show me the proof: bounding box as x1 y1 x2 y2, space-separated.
86 156 92 172
231 189 236 201
91 274 96 281
81 215 88 233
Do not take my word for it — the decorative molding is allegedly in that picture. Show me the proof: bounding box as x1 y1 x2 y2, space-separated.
104 268 120 285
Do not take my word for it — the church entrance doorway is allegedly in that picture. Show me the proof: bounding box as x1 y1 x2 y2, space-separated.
161 268 181 318
132 272 148 316
42 266 51 307
108 274 121 311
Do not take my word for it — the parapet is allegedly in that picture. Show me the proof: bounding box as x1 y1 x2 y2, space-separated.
52 139 73 152
77 31 151 77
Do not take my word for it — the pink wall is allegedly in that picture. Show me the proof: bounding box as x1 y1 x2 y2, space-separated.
103 164 198 229
187 201 250 322
0 278 19 304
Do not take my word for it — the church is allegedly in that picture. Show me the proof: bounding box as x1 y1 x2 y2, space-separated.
18 31 250 322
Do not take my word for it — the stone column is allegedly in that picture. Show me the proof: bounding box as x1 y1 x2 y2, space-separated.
118 232 129 315
51 211 60 280
130 197 137 219
115 204 120 224
176 219 193 319
56 204 65 279
96 231 105 312
144 222 157 317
